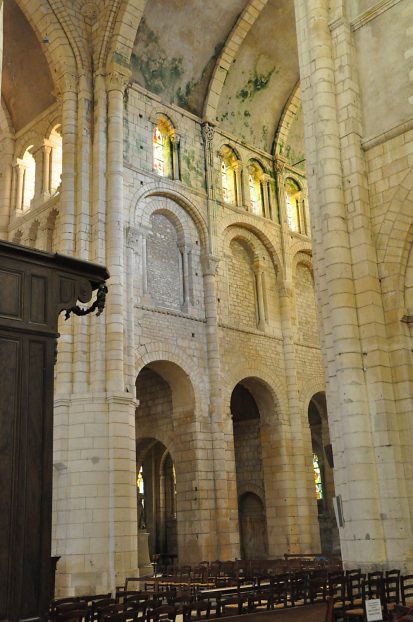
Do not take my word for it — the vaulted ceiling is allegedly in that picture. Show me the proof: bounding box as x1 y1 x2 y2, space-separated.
2 0 303 158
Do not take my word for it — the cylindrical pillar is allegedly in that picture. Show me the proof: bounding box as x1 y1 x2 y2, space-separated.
294 0 385 567
90 73 107 392
105 69 129 392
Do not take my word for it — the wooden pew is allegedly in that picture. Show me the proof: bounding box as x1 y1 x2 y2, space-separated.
215 600 333 622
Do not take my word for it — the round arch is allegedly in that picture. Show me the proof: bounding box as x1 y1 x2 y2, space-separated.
131 186 208 251
219 217 283 277
135 346 207 420
223 367 288 423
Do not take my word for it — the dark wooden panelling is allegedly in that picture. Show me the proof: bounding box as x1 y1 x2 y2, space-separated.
0 269 23 318
30 275 47 324
0 337 20 619
0 240 109 622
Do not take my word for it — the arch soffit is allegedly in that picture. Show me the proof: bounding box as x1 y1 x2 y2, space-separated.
106 0 146 71
15 0 78 81
135 344 207 418
292 249 314 281
300 380 326 416
274 82 301 156
219 143 241 162
238 486 265 504
136 437 177 470
45 114 63 139
377 170 413 308
224 366 288 423
131 186 208 250
15 104 60 157
148 109 177 130
247 157 268 176
220 220 282 277
379 169 413 271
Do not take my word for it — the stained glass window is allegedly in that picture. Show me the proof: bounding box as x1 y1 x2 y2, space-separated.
22 147 36 210
137 465 144 495
153 126 165 176
221 159 236 205
285 178 302 232
313 453 323 500
248 162 264 216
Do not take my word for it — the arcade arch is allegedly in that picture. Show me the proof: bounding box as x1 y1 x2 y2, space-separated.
308 392 339 554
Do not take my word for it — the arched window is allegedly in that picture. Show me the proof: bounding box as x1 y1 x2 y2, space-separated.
153 116 177 179
248 160 265 216
137 464 146 529
285 178 306 233
313 453 323 501
49 126 62 194
21 146 36 210
220 145 238 206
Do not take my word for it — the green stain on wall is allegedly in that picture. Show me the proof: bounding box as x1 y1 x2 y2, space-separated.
175 42 224 113
131 18 184 95
236 66 278 103
181 148 204 189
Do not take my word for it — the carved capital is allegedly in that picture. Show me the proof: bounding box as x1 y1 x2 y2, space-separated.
253 258 265 272
59 73 79 95
201 122 215 147
106 69 131 93
201 253 220 277
274 156 287 175
170 130 181 145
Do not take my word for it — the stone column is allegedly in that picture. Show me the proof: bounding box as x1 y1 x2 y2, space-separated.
54 75 78 399
72 75 92 393
178 242 191 311
233 160 244 208
294 0 388 568
105 67 139 588
90 73 107 392
329 8 411 568
201 122 218 246
58 73 78 257
201 124 239 558
170 130 181 181
280 284 320 553
13 159 26 215
30 145 44 202
262 174 272 219
202 255 240 560
105 68 129 392
42 141 52 197
125 226 139 391
253 259 267 331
